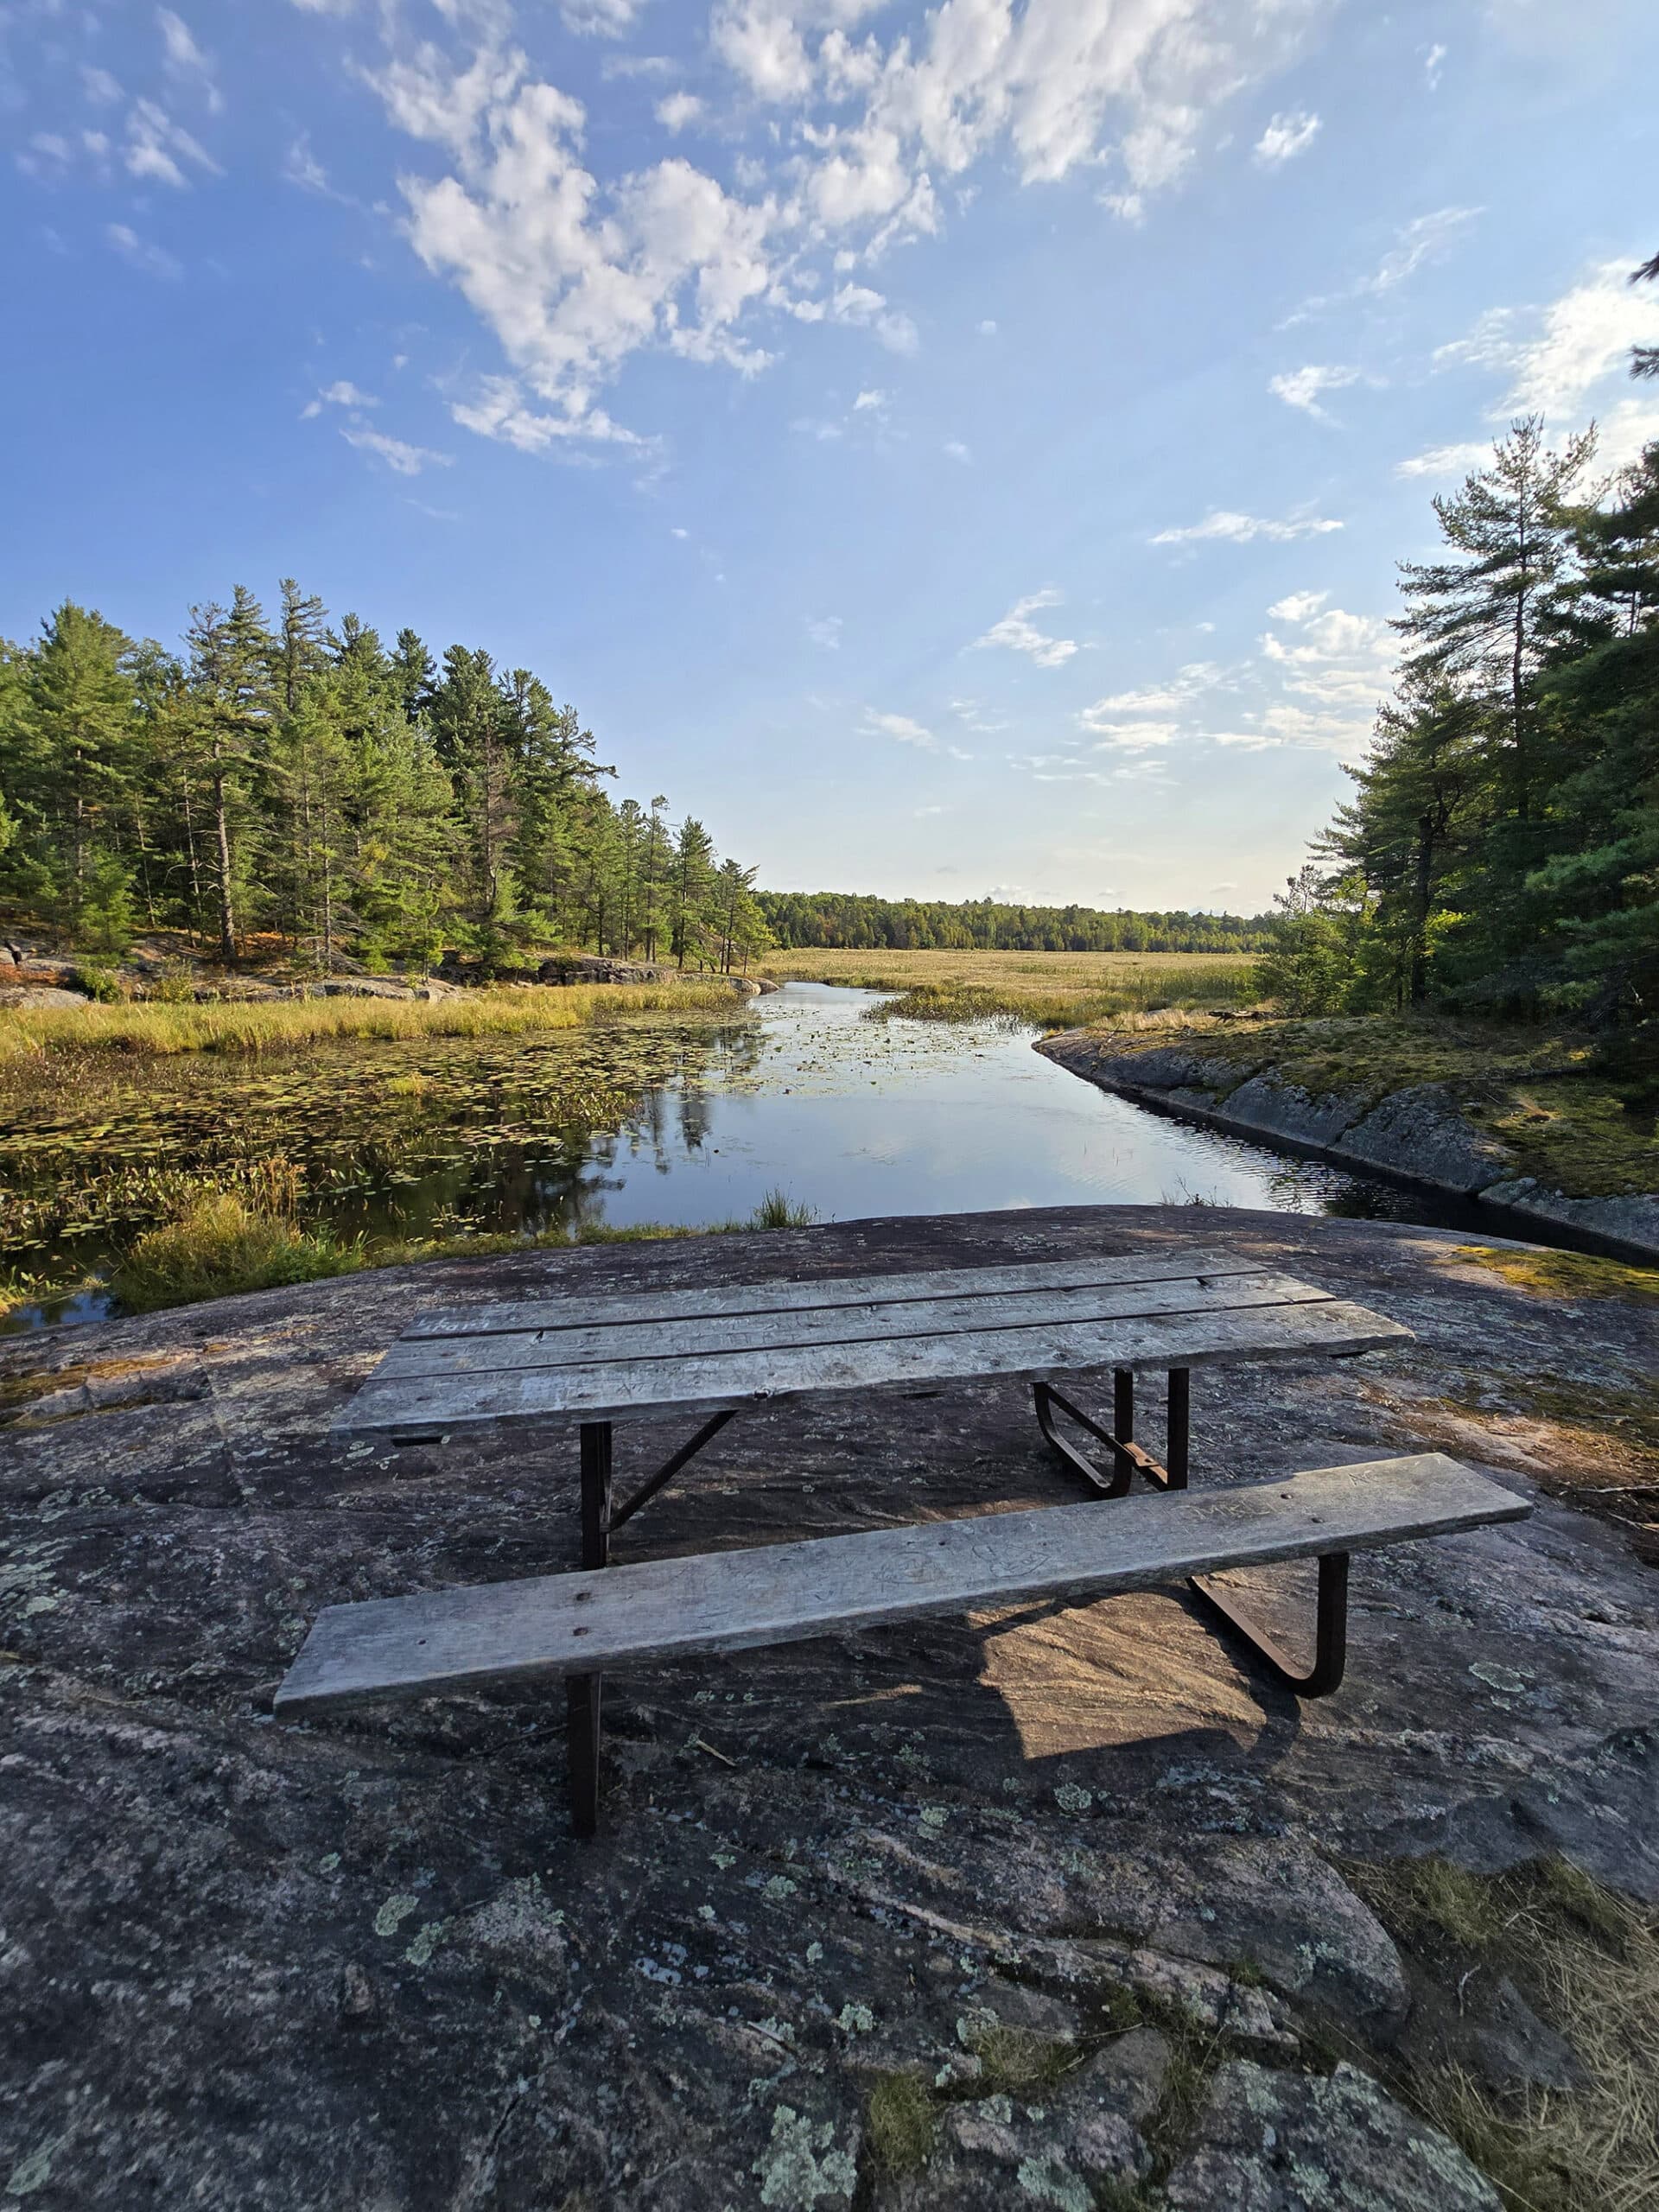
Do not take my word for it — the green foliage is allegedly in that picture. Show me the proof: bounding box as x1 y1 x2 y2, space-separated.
0 583 763 975
1277 412 1659 1051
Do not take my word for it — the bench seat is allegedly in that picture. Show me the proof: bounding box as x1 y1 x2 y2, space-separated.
276 1452 1526 1719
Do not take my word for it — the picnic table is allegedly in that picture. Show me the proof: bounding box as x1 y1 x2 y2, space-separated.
302 1248 1465 1832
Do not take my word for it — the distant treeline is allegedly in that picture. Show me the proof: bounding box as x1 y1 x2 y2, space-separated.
754 892 1274 954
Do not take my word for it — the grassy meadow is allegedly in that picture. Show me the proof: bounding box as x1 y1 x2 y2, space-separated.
760 947 1262 1027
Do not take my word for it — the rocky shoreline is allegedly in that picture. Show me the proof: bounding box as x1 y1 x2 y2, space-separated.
1039 1028 1659 1267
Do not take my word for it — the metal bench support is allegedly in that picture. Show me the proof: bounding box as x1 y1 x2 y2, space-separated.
567 1409 740 1836
1033 1366 1348 1699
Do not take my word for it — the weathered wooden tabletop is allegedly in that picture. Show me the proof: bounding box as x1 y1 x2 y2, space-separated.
336 1249 1414 1440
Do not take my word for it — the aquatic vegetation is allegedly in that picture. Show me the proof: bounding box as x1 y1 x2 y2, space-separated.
111 1192 365 1312
0 980 747 1064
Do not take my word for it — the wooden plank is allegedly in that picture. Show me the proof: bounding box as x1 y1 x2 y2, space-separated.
336 1296 1413 1436
404 1249 1261 1342
371 1271 1336 1384
275 1453 1529 1714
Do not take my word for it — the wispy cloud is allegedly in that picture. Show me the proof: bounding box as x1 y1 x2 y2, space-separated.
302 379 378 417
341 423 453 476
1253 110 1320 166
1082 663 1223 716
124 97 219 188
1267 590 1329 623
1152 510 1343 546
1395 439 1490 479
861 709 970 760
106 223 181 280
806 615 842 649
972 588 1078 668
157 10 221 112
1268 364 1363 421
1287 205 1482 325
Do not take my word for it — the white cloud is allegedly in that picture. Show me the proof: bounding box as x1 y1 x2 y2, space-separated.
563 0 648 32
283 133 334 194
124 98 219 188
1427 262 1659 467
1255 602 1395 752
354 0 1330 438
157 10 220 111
852 386 887 410
1504 258 1659 419
82 66 123 106
950 697 1007 734
977 319 998 336
943 438 971 462
861 708 969 759
806 615 842 648
1423 41 1447 87
1269 363 1363 421
973 588 1078 668
1253 110 1320 166
1083 662 1222 715
106 222 181 280
1362 205 1482 296
1267 590 1329 623
301 379 379 417
1290 206 1481 324
1395 439 1491 480
1152 509 1343 545
340 423 454 475
1083 718 1181 751
449 375 644 451
656 92 703 132
671 524 690 537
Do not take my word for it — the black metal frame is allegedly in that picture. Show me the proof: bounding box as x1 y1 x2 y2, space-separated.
1033 1366 1349 1700
565 1366 1351 1837
565 1410 738 1837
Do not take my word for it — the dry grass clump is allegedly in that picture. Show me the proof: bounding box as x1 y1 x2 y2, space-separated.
1351 1856 1659 2212
0 981 744 1064
865 2070 937 2177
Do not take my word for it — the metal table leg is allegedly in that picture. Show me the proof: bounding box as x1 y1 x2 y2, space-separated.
567 1420 611 1838
1032 1364 1349 1699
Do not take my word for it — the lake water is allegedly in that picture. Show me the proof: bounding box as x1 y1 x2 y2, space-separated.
6 982 1490 1332
352 981 1478 1238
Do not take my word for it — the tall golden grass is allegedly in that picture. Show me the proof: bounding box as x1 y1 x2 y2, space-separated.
760 948 1261 1028
0 980 746 1063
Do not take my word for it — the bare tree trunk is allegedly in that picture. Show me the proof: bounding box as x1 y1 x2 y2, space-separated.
211 739 236 964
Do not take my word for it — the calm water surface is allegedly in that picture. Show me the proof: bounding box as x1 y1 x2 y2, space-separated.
10 982 1488 1332
398 982 1478 1236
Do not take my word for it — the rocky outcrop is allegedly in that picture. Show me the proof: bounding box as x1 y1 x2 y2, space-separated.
1039 1031 1659 1264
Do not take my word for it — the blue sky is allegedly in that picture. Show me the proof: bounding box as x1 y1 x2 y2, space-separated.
3 0 1656 913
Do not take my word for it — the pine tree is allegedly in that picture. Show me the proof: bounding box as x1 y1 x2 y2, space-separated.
1397 417 1595 828
26 603 137 944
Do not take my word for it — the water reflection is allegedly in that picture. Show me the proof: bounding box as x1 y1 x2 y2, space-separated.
5 982 1495 1332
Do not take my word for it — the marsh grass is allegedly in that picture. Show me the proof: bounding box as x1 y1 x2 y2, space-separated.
61 1180 826 1317
1347 1857 1659 2212
0 980 743 1064
761 948 1260 1028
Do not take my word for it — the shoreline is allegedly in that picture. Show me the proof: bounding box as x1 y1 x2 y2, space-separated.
1037 1026 1659 1268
